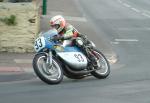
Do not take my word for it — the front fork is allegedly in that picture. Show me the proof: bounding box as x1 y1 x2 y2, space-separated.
46 51 53 66
43 51 53 75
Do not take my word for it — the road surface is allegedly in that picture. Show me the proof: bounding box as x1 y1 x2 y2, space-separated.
0 0 150 103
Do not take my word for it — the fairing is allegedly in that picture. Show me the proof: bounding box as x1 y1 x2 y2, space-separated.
57 51 88 70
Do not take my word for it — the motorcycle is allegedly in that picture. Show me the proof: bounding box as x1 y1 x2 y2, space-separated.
33 29 110 84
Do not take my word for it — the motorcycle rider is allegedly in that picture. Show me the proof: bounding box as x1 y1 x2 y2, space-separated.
49 15 85 45
49 15 97 66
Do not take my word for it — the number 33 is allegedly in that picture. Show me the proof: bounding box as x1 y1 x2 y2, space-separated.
74 54 84 62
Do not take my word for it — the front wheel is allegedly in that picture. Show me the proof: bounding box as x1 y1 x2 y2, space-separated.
91 49 110 79
33 53 63 84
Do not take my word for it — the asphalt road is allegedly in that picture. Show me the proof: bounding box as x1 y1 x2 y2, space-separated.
0 0 150 103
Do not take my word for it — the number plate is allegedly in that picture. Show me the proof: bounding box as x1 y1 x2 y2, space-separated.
34 37 45 52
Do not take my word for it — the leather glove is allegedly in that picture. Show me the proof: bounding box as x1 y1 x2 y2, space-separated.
53 35 64 41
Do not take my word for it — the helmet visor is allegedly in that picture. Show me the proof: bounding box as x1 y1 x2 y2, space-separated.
51 24 60 30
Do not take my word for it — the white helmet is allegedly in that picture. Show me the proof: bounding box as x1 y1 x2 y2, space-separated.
49 15 66 33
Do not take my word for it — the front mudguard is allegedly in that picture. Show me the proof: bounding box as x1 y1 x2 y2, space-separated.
34 52 48 58
34 51 52 66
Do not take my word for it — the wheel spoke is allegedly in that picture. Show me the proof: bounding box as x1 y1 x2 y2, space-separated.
37 56 62 81
94 51 109 75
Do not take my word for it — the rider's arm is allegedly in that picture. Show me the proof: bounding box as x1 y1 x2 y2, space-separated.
62 25 74 40
72 26 87 39
61 24 87 40
63 29 74 40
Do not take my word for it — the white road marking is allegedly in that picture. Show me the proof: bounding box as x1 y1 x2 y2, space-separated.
117 0 150 18
115 39 139 42
111 41 119 44
131 8 140 13
123 3 131 8
142 13 150 18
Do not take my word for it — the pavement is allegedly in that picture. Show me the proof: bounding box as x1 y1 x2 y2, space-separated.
0 53 34 73
0 53 35 82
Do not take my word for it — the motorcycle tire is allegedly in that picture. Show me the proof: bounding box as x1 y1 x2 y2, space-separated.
91 49 110 79
33 53 63 84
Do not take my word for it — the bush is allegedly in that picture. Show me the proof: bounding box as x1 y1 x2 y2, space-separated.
0 15 17 26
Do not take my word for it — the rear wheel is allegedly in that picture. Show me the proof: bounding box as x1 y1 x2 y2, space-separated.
91 49 110 79
33 53 63 84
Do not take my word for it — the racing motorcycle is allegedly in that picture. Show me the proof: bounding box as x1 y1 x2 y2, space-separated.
33 29 110 84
